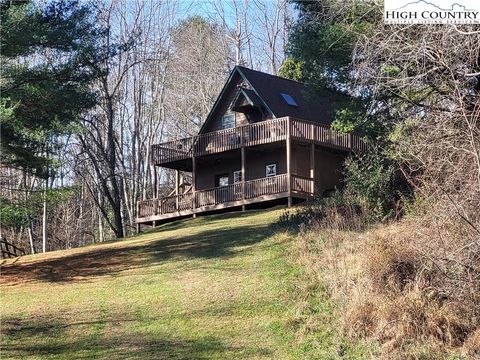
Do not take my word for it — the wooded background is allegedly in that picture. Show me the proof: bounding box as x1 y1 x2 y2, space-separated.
1 0 478 263
1 0 293 251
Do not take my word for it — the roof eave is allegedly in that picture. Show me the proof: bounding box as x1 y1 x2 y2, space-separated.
198 66 276 135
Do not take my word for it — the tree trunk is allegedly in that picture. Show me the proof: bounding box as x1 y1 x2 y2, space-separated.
42 176 48 252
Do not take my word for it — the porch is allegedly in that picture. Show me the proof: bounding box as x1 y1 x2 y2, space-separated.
152 116 366 170
137 116 365 228
136 174 313 224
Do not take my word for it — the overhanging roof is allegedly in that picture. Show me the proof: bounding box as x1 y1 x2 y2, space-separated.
199 65 351 134
231 87 265 112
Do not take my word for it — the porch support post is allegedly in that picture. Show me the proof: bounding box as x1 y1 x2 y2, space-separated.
241 146 246 211
310 143 315 195
175 169 180 211
192 156 197 210
286 118 292 207
136 201 141 233
152 165 157 198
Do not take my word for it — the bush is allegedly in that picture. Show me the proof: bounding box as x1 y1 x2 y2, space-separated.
278 192 368 232
343 150 396 220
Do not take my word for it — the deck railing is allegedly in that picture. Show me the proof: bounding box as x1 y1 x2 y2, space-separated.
152 117 365 165
137 173 301 219
291 174 314 194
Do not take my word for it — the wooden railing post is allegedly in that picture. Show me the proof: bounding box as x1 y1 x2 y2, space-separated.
241 143 246 211
192 155 197 211
310 142 315 194
175 170 180 211
286 117 292 207
152 165 157 198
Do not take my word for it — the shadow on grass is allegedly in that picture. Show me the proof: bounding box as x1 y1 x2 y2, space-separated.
1 212 278 285
2 316 272 359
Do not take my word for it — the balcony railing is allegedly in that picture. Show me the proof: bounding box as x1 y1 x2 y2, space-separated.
152 117 365 165
137 174 313 220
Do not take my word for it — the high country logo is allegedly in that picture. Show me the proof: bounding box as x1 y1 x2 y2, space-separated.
384 0 480 24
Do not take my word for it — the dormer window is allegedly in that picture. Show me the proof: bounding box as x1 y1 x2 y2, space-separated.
221 113 235 129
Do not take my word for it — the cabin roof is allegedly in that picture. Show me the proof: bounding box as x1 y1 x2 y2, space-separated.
199 65 350 134
231 87 264 112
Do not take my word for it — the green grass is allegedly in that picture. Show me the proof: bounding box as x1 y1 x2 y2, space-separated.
1 209 296 359
1 208 369 359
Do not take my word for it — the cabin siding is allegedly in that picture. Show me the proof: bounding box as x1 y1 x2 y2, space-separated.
314 150 344 193
245 148 286 181
195 147 287 191
293 145 344 193
193 144 343 193
202 76 250 133
196 158 241 190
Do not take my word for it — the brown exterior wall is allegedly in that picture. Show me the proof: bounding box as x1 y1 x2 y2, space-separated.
201 74 273 134
292 144 344 193
245 147 286 181
202 75 249 133
194 142 345 194
195 146 286 191
196 157 242 190
314 149 345 194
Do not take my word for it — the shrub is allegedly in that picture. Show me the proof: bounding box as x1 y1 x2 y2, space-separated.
343 150 396 221
277 192 367 232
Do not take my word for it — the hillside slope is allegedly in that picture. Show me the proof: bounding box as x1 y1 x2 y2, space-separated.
1 209 297 359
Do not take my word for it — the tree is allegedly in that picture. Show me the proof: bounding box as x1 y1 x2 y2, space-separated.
165 16 233 137
0 0 106 251
1 0 102 175
285 1 399 219
287 0 377 90
76 0 178 239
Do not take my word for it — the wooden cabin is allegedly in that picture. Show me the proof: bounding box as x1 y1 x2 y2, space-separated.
136 66 365 229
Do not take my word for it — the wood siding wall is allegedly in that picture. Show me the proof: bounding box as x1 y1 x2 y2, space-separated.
203 76 249 133
194 144 343 194
293 146 344 193
195 147 286 190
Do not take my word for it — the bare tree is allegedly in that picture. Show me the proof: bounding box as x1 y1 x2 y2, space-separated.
208 0 292 73
164 16 233 137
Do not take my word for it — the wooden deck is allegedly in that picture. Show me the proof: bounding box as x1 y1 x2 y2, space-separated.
136 174 313 224
137 116 366 227
152 117 365 167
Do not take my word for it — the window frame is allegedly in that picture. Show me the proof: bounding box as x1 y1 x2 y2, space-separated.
215 173 229 187
265 163 277 177
233 170 242 184
221 113 235 129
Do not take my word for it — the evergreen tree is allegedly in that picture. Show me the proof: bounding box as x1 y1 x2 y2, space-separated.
285 1 400 218
1 0 103 176
286 0 378 135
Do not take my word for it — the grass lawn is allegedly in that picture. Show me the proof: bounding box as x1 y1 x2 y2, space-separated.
1 208 301 359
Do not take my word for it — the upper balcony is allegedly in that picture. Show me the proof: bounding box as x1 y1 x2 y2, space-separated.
152 116 366 169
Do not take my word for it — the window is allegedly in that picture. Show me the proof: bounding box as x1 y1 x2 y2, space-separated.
266 164 277 177
229 134 240 145
215 174 229 187
221 113 235 129
280 93 298 107
233 170 242 183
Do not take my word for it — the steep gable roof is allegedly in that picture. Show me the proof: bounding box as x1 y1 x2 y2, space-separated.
236 66 349 125
231 87 264 111
199 65 349 134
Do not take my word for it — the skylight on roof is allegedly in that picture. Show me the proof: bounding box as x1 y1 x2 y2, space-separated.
280 93 298 107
